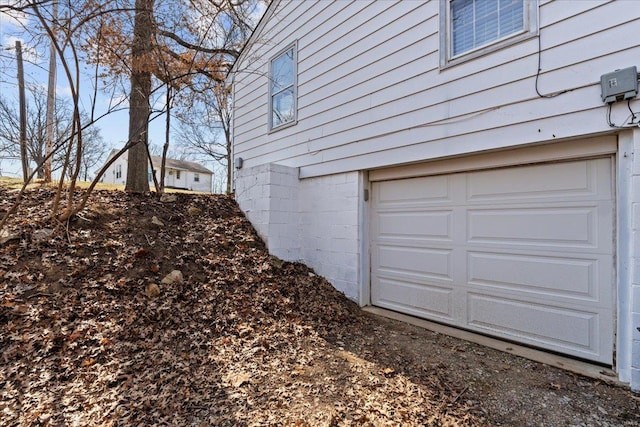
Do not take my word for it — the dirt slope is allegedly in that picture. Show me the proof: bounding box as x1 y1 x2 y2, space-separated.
1 187 638 426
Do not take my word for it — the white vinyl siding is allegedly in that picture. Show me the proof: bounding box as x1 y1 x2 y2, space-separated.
269 43 297 130
231 0 639 177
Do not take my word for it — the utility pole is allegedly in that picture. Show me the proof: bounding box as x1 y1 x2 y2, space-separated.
16 40 28 184
44 1 58 183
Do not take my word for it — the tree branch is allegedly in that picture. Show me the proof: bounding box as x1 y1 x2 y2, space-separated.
157 29 239 58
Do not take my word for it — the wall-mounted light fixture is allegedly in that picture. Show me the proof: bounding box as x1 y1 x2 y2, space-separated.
234 157 243 169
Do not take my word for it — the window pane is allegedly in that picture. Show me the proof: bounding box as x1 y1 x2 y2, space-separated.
272 88 295 127
499 0 524 36
474 0 498 47
271 48 294 93
452 0 473 55
451 0 524 56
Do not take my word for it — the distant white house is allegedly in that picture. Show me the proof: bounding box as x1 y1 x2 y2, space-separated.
228 0 640 390
101 149 213 193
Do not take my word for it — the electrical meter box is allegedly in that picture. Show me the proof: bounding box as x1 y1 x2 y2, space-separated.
601 66 638 103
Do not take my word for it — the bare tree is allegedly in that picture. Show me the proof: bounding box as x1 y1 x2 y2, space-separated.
175 83 232 193
66 123 106 181
77 0 265 193
0 0 265 229
0 83 107 182
0 86 72 178
0 0 129 226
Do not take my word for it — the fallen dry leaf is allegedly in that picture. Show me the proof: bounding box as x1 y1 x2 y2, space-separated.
82 358 96 367
226 372 250 388
67 330 82 342
0 187 637 427
381 367 396 377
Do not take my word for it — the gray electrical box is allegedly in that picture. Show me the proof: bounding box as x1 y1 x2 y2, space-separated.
601 66 638 103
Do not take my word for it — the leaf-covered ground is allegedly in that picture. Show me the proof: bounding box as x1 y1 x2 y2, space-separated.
1 187 639 426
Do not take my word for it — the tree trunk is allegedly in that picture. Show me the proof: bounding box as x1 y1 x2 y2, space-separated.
34 153 45 179
125 0 154 193
225 126 232 194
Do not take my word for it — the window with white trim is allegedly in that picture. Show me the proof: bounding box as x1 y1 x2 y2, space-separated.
194 173 200 182
440 0 537 67
269 43 297 130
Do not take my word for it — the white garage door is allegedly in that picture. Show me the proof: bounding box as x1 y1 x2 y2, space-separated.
371 158 614 364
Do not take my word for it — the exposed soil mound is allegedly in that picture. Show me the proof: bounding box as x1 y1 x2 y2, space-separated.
1 187 638 426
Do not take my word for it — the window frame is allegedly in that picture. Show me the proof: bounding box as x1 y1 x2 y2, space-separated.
268 41 298 132
194 173 200 182
439 0 538 69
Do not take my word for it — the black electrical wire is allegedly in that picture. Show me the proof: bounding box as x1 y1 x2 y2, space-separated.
535 35 569 98
607 103 615 127
628 100 637 124
606 101 640 128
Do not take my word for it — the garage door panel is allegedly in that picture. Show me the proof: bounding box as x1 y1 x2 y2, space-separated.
376 175 452 207
374 278 454 319
376 211 453 242
467 252 599 300
467 207 600 248
467 294 607 362
371 157 614 364
466 159 609 203
377 245 453 282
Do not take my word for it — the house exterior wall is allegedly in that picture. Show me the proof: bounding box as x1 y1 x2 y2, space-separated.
229 0 640 389
235 164 361 301
629 128 640 389
102 154 128 186
298 171 361 301
235 163 301 260
231 0 640 178
163 169 212 192
102 154 212 192
183 170 212 193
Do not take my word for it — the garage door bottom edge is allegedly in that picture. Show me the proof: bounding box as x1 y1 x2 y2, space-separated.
363 306 620 385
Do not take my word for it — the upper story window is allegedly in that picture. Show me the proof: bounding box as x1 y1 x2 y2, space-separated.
440 0 537 67
269 43 297 130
